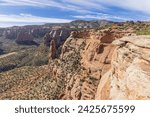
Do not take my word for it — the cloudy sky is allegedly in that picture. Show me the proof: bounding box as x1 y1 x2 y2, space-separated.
0 0 150 27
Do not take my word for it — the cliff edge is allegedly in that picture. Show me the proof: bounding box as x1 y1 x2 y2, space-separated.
96 36 150 100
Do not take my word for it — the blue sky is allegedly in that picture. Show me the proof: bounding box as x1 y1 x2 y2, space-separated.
0 0 150 27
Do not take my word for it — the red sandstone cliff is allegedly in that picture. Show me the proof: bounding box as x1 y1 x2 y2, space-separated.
96 36 150 100
0 28 149 100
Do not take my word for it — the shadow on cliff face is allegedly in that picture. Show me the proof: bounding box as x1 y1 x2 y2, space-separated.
15 31 40 46
15 40 39 46
0 48 4 55
0 64 17 72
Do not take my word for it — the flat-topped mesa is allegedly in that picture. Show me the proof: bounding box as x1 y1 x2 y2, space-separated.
96 35 150 100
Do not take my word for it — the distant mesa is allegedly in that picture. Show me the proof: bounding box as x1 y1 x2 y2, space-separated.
15 31 39 46
0 20 112 44
70 20 112 29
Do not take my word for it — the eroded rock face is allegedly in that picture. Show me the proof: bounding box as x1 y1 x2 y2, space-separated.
16 31 37 45
44 29 71 47
31 28 50 38
49 40 56 60
96 36 150 100
1 28 149 100
4 30 18 39
54 29 128 100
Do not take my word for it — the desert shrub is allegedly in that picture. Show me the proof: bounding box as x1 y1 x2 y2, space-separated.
32 56 48 66
136 30 150 35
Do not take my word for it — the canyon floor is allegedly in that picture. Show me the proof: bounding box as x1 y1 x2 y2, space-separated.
0 21 150 100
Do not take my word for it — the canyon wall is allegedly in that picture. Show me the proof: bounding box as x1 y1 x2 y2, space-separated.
44 29 71 47
96 36 150 100
48 29 131 100
0 28 150 100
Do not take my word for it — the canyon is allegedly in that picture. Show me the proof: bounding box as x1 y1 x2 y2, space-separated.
0 21 150 100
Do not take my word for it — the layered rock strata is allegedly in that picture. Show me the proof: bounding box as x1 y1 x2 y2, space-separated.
96 36 150 100
1 29 149 100
15 31 38 45
49 29 128 100
44 29 71 47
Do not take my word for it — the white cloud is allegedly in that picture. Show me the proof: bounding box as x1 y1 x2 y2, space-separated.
0 13 71 23
73 15 102 19
0 0 150 25
73 14 132 21
0 13 71 27
94 0 150 14
62 0 106 10
0 0 96 14
0 0 150 14
1 0 150 14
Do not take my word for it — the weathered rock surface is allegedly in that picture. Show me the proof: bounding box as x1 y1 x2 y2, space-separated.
16 31 38 45
1 20 112 44
49 40 56 60
4 29 117 100
1 27 150 100
44 29 71 47
3 26 51 40
4 29 18 39
54 29 128 100
96 36 150 100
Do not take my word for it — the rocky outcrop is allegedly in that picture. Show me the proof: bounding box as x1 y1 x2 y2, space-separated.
49 40 56 60
44 29 71 47
31 28 50 38
43 29 71 60
52 29 129 100
96 36 150 100
1 26 149 100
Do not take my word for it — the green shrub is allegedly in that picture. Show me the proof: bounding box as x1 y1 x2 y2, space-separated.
136 30 150 35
